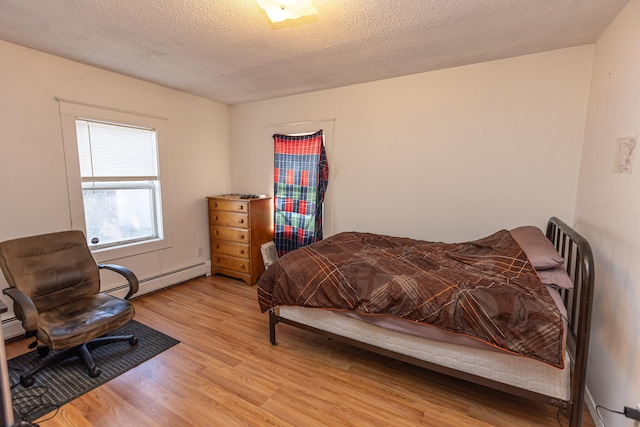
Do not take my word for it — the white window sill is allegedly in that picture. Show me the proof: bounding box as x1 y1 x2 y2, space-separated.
91 237 171 262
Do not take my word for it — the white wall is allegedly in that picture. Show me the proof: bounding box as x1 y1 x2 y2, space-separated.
575 1 640 425
230 46 594 243
0 41 230 323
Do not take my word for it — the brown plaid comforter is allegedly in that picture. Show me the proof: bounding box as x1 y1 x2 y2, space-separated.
257 230 564 368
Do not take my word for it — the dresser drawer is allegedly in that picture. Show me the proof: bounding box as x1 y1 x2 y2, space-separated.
209 211 249 229
211 240 249 259
212 254 250 274
209 198 249 213
210 226 250 243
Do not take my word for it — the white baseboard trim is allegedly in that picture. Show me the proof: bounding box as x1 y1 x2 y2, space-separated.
2 260 211 340
585 386 602 427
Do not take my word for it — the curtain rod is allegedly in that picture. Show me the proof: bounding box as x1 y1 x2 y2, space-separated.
266 118 336 128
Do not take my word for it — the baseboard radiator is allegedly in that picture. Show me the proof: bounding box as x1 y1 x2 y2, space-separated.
1 260 211 340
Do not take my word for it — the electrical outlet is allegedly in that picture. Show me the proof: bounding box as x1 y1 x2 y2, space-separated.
197 247 204 258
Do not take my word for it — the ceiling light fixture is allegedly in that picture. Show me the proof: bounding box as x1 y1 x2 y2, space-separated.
256 0 318 23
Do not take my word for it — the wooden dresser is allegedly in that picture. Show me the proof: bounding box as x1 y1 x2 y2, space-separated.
207 195 273 285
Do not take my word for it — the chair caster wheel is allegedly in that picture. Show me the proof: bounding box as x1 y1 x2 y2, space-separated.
37 346 50 357
20 375 35 387
129 337 139 346
89 367 102 378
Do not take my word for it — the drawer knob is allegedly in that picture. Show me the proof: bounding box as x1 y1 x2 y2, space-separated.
215 230 219 235
213 203 218 207
240 264 245 270
216 244 220 249
238 205 244 210
240 234 245 240
240 249 245 254
239 219 244 224
214 215 218 220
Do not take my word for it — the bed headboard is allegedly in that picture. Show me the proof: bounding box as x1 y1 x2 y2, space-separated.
545 216 594 421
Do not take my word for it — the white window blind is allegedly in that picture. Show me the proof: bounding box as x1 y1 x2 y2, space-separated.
74 119 161 249
76 120 158 182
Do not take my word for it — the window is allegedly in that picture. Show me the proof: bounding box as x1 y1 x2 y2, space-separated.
59 100 172 260
272 130 329 255
268 120 334 246
76 120 161 249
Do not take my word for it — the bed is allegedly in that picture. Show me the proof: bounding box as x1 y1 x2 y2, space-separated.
257 217 594 427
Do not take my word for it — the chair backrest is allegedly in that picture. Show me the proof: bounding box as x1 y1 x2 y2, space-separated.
0 230 100 313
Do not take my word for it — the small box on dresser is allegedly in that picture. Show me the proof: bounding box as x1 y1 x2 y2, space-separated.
207 195 274 285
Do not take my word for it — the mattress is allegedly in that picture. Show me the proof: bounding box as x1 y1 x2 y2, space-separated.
278 304 571 400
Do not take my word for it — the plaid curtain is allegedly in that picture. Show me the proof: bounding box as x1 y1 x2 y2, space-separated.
273 130 329 256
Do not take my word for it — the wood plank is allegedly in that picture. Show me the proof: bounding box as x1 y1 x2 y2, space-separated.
4 275 596 426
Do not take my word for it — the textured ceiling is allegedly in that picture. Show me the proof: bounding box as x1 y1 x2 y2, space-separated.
0 0 630 105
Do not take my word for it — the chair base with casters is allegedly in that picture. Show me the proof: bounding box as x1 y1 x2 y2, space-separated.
19 334 139 388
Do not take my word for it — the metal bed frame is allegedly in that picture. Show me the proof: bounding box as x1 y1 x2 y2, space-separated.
268 217 594 427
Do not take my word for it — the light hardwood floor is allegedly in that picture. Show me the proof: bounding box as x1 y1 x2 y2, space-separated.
5 275 595 426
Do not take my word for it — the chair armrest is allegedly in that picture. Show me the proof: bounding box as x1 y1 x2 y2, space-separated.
98 264 139 300
2 287 39 332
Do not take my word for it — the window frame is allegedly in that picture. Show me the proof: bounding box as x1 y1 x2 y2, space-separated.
59 100 173 262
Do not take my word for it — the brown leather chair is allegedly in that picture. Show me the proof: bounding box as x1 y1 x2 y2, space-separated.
0 230 138 387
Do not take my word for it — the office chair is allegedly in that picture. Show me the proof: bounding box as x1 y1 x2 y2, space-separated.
0 230 138 387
